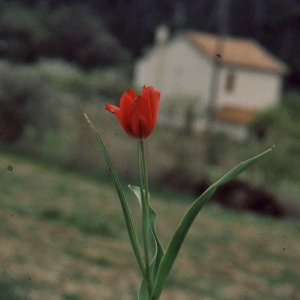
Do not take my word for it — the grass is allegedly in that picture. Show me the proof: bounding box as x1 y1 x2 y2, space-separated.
0 271 29 300
0 151 299 299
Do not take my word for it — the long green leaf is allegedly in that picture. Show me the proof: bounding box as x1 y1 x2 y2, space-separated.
129 186 165 284
151 147 274 300
138 279 150 300
84 114 146 278
129 185 164 300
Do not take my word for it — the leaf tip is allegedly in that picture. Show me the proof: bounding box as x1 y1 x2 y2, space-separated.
84 113 91 124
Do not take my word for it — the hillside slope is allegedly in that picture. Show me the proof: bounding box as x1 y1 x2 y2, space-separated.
0 153 299 300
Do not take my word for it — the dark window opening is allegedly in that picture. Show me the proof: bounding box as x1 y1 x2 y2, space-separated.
226 70 235 92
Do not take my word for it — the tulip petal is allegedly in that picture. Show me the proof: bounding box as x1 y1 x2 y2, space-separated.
105 104 119 113
120 89 137 111
115 89 137 136
131 95 152 139
142 86 160 126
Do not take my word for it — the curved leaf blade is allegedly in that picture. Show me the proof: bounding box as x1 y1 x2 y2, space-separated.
151 147 274 299
84 114 146 278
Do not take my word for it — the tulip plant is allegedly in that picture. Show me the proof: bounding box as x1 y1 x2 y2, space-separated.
84 85 273 300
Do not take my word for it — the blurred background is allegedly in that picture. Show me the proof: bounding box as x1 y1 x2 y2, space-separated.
0 0 300 299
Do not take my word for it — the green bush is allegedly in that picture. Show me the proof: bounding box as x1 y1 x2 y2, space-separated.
0 61 58 143
248 92 300 184
0 3 48 62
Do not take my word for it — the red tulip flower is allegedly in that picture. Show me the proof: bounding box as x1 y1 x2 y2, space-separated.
105 85 160 140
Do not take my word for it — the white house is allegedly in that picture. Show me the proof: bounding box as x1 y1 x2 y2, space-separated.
134 28 289 139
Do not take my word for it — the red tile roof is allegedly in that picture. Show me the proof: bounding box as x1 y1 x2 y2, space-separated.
214 106 257 125
186 31 289 75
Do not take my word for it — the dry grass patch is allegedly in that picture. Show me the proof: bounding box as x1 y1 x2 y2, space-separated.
0 152 299 299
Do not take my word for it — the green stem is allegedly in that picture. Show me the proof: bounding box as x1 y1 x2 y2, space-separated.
138 141 151 295
140 141 149 207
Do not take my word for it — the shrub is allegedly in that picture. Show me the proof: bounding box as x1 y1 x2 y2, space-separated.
0 3 48 62
249 92 300 184
0 61 58 143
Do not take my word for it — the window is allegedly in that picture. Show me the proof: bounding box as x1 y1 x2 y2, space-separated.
225 70 235 92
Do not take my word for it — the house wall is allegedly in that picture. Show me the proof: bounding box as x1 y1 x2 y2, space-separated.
159 37 212 98
134 47 167 89
217 67 282 109
134 36 215 126
134 35 284 130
